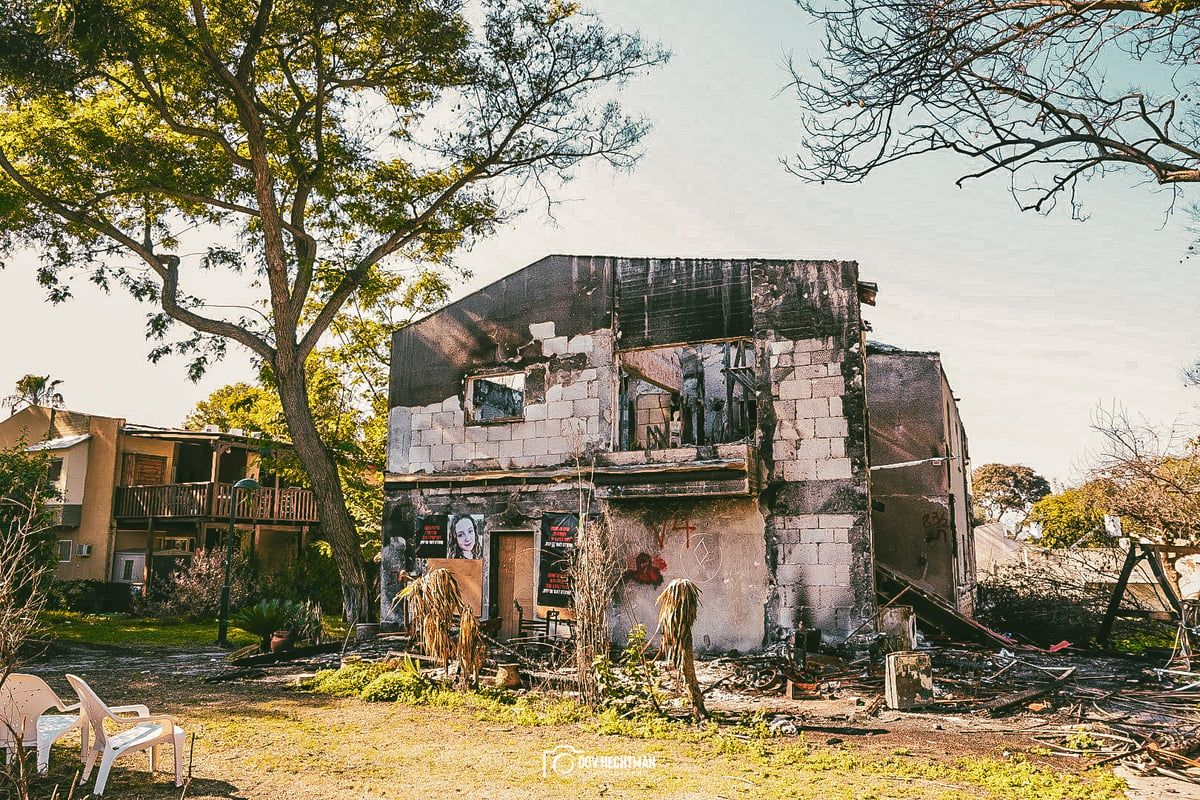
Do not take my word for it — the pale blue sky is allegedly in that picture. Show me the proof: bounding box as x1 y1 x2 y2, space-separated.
1 0 1196 485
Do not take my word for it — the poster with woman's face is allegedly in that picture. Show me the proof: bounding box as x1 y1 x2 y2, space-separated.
447 514 484 559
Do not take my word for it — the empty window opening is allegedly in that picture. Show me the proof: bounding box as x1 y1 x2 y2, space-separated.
468 373 525 422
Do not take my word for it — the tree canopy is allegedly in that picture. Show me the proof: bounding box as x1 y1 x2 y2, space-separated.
0 0 667 621
789 0 1200 217
3 374 64 415
1026 482 1111 548
971 463 1051 525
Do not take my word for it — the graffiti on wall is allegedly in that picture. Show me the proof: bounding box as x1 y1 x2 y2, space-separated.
922 509 950 543
624 552 667 586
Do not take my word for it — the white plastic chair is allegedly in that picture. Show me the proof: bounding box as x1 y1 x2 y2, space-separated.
66 674 184 796
0 673 85 776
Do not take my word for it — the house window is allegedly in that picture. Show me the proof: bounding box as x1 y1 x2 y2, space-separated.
57 540 73 563
47 458 63 484
468 373 525 422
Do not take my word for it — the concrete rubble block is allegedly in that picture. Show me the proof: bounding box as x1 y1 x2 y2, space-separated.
529 321 556 340
816 458 853 480
884 651 933 710
877 606 917 650
542 336 569 356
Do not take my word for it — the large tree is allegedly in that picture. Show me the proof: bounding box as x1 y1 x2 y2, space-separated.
0 0 667 622
971 462 1051 525
788 0 1200 215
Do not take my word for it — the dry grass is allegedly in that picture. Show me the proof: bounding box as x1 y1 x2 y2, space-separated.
17 648 1127 800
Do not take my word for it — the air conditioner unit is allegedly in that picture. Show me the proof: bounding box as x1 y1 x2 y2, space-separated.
229 428 245 436
203 424 220 433
248 431 264 439
76 544 92 557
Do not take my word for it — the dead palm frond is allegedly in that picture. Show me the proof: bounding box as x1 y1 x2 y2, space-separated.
456 606 486 687
401 569 463 673
656 578 707 720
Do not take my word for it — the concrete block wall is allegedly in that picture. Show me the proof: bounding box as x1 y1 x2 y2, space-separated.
752 260 875 643
386 325 616 473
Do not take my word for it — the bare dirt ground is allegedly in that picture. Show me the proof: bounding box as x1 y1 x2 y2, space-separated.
13 640 1186 800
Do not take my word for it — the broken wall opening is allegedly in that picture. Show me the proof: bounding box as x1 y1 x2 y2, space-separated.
617 340 756 450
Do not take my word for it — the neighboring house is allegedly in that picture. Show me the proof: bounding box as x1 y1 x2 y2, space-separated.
381 255 973 651
866 345 976 616
0 405 319 593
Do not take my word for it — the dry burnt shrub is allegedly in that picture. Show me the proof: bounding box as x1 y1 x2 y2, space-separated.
976 552 1128 646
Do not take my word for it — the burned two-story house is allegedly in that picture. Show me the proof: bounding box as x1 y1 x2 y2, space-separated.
381 255 974 651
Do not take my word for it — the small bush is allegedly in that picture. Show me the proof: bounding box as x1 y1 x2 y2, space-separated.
259 542 343 610
310 661 393 697
150 547 257 620
44 580 132 613
360 670 429 702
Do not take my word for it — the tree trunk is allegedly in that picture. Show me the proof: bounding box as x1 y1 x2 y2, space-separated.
681 644 707 721
272 352 371 623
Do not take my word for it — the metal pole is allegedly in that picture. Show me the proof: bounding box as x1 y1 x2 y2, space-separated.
216 477 259 647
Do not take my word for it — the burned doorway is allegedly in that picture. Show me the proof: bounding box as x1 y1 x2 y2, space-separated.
493 531 536 640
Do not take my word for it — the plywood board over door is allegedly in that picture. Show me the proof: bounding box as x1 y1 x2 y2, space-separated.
494 531 535 639
424 558 484 616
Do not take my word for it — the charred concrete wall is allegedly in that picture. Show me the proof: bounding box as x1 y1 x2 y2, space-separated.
607 498 767 654
751 260 875 640
383 255 878 647
866 348 975 615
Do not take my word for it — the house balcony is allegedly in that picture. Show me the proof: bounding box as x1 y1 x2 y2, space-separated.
113 482 319 523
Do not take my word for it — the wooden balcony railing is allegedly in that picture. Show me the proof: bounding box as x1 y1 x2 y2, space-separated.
113 482 319 523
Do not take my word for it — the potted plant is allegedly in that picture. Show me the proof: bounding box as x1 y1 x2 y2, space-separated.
231 599 304 653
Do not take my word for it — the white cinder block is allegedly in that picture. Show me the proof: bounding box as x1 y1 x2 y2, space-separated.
816 458 853 480
816 417 849 438
545 383 564 402
567 334 593 353
782 460 818 481
430 443 452 463
797 437 830 460
547 400 574 419
795 398 830 420
441 396 460 412
523 437 551 456
770 340 794 354
778 379 811 401
411 413 431 431
524 403 547 421
828 396 843 418
819 514 858 529
486 425 511 441
498 439 523 459
573 397 600 417
452 443 473 461
811 376 845 398
529 321 556 340
561 381 588 401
